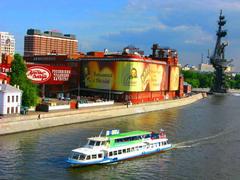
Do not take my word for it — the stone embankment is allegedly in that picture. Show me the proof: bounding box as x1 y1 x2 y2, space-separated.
0 93 206 136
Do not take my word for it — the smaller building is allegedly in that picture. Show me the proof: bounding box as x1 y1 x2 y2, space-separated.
0 32 15 63
198 63 215 72
0 84 22 115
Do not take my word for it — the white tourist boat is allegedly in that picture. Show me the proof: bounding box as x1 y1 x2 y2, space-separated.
66 129 172 166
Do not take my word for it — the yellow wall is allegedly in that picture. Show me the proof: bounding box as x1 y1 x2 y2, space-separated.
82 61 169 92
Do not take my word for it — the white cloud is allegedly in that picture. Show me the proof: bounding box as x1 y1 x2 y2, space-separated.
126 0 240 12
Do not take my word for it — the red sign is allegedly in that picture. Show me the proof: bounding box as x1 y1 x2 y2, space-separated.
26 64 72 84
27 66 51 83
0 64 11 73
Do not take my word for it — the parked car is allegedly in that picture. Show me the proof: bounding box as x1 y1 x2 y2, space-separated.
20 106 29 115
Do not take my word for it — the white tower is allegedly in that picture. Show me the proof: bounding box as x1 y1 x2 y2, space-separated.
0 32 15 63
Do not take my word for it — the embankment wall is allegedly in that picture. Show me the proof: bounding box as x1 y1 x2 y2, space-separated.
0 93 205 136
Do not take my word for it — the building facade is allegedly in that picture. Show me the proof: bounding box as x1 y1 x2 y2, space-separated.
0 32 15 63
25 44 184 104
0 84 22 115
198 63 215 72
24 29 78 57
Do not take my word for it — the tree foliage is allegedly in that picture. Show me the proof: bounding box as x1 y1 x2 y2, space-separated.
182 70 240 89
182 70 214 88
9 54 39 107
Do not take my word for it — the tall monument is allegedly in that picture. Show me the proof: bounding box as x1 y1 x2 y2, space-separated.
210 10 232 93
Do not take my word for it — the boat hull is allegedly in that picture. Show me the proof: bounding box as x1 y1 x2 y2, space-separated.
66 144 172 167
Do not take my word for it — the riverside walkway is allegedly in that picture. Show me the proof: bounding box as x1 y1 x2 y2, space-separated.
0 93 206 135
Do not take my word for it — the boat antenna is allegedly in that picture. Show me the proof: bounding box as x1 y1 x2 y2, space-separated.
99 129 104 137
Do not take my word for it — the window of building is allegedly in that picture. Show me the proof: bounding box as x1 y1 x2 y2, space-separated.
16 96 18 102
7 107 10 114
12 96 14 102
15 107 18 113
11 107 14 113
8 96 10 102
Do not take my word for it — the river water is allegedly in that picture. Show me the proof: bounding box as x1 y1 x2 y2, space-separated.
0 95 240 180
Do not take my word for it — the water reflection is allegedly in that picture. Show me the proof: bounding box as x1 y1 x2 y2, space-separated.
0 95 240 179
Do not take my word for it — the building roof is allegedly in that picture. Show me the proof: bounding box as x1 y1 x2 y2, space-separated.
0 84 22 93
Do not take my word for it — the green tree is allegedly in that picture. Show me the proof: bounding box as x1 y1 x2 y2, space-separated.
182 70 213 88
9 54 39 107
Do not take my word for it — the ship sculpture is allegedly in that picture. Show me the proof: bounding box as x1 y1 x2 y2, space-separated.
210 10 233 93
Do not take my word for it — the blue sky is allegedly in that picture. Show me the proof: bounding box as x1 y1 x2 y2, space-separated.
1 0 240 69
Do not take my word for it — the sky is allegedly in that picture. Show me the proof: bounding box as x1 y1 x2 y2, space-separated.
1 0 240 69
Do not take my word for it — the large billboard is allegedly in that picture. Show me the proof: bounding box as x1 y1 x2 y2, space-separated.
81 61 169 92
27 64 72 84
169 66 180 91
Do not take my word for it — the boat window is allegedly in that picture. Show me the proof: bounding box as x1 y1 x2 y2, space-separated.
96 141 101 146
101 141 106 146
98 154 102 158
72 153 79 160
79 154 86 160
118 150 122 154
115 135 143 143
139 146 142 149
131 147 134 152
109 152 113 156
167 141 168 144
145 134 151 138
114 151 117 155
127 148 130 153
164 142 167 145
86 155 91 160
123 149 126 153
92 154 97 159
159 142 161 146
89 140 95 146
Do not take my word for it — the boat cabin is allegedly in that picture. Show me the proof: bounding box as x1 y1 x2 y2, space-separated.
86 137 109 148
70 148 105 162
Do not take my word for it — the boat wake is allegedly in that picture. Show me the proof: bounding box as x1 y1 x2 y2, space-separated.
231 93 240 97
173 128 233 149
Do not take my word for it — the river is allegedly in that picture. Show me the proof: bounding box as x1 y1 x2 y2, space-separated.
0 95 240 179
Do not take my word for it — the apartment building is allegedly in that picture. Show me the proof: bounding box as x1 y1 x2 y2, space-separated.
24 29 78 57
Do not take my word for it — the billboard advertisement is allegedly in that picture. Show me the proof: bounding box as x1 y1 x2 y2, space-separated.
82 61 169 92
27 64 72 84
169 66 180 90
